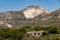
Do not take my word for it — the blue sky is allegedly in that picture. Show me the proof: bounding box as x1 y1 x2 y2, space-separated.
0 0 60 12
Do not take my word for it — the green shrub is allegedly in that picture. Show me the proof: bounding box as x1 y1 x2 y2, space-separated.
48 27 57 34
42 32 47 36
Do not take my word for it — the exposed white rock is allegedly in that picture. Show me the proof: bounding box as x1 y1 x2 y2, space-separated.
0 21 4 24
6 23 12 28
23 6 50 19
42 18 47 20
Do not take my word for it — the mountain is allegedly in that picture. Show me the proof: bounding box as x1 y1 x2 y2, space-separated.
0 11 27 28
0 6 60 28
22 6 50 19
45 9 60 26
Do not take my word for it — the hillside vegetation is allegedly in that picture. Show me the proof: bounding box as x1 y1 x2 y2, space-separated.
0 26 60 40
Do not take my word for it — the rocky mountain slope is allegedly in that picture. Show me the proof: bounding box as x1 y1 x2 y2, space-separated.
22 6 50 19
0 6 60 28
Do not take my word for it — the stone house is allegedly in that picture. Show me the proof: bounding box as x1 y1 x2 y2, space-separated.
27 30 45 37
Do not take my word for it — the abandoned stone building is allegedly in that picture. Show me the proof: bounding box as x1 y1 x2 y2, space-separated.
27 30 45 37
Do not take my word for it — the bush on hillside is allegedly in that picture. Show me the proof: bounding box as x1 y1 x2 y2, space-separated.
48 27 57 34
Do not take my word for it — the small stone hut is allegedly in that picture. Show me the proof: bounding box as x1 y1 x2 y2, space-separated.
27 30 45 37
